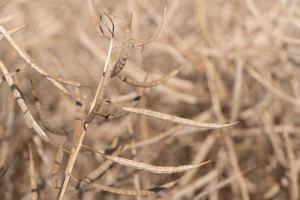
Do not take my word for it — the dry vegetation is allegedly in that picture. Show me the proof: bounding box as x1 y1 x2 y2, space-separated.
1 0 300 199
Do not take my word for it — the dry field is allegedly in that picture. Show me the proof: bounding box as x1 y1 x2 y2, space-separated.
1 0 300 199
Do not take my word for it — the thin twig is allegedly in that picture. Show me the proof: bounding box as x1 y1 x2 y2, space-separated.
85 37 114 124
0 25 70 95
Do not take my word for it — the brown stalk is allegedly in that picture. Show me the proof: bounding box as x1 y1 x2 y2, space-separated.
58 97 86 200
85 37 114 124
58 7 115 199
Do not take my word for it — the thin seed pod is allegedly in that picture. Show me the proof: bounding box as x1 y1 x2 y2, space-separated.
111 55 127 78
28 144 38 200
0 68 20 85
80 145 210 173
51 143 65 189
0 26 70 95
71 175 155 196
118 67 182 88
0 60 49 142
99 13 115 39
54 76 89 88
101 153 211 174
121 106 237 128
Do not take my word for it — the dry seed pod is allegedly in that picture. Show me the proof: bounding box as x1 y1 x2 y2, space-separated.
110 15 131 78
110 55 127 78
99 13 115 39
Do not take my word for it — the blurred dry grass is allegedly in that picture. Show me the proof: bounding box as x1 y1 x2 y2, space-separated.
1 0 300 199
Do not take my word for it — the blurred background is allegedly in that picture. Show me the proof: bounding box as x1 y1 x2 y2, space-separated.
1 0 300 199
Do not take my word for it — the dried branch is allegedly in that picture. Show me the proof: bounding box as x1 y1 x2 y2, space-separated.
0 25 70 95
85 37 114 124
0 60 49 141
58 98 86 200
58 7 115 199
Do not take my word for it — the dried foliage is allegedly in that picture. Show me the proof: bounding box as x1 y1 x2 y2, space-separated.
1 0 300 200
